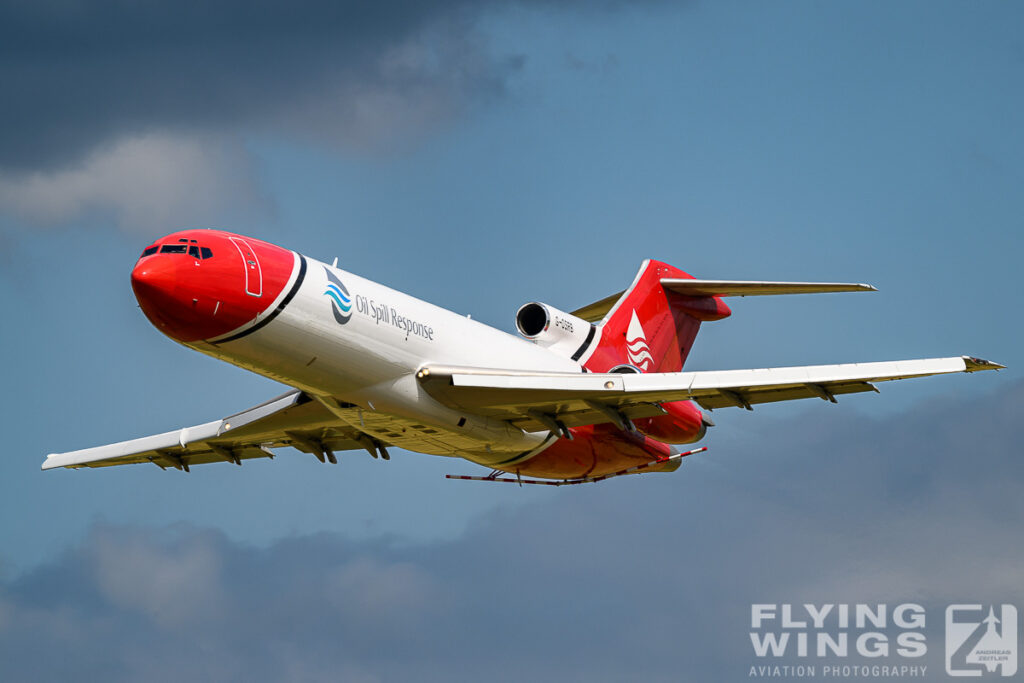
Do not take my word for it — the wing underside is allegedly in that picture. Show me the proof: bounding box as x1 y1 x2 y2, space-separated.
417 356 1002 432
45 356 1003 470
42 391 367 470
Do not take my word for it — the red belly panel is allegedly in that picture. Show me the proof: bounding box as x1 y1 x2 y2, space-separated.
512 424 674 480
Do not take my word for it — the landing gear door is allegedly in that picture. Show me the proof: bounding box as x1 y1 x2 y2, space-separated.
230 237 263 297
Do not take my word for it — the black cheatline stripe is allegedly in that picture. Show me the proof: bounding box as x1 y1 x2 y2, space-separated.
570 324 597 361
494 433 556 466
212 254 307 345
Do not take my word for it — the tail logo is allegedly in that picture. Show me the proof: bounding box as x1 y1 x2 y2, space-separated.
323 267 353 325
625 310 653 371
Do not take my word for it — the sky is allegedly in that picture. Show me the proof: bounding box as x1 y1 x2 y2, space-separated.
1 1 1021 680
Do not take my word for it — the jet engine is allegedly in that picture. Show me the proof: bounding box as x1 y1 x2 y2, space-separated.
516 302 594 359
632 400 710 444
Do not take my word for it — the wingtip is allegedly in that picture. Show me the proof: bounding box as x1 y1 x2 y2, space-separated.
40 454 71 471
962 356 1005 371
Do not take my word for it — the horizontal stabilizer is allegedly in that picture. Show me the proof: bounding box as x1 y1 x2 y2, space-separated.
570 290 625 323
570 277 876 323
660 279 876 297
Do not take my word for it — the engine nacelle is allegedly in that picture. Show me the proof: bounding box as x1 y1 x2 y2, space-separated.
633 400 708 444
515 302 594 359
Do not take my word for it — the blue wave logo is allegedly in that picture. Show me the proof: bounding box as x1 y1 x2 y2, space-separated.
323 267 352 325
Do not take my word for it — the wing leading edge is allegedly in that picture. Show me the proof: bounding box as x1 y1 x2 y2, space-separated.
417 356 1003 432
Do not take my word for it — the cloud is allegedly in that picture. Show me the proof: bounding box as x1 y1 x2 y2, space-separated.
0 132 267 231
4 378 1018 680
0 0 655 171
0 0 651 229
0 1 482 170
86 524 227 629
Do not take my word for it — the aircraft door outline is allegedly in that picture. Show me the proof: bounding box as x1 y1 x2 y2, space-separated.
230 237 263 297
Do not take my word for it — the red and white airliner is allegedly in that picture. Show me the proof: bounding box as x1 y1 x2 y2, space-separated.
43 229 1002 485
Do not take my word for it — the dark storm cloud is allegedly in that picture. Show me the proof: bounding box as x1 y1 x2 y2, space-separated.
0 0 664 228
2 378 1019 681
0 0 648 172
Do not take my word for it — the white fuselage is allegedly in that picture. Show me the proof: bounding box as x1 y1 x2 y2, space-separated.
188 253 579 466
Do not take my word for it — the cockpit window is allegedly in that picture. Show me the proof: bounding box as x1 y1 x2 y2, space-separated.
153 242 213 257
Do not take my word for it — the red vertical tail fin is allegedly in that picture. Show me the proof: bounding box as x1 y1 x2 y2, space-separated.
582 260 732 373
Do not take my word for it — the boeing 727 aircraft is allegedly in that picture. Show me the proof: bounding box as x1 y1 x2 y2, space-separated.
42 229 1002 485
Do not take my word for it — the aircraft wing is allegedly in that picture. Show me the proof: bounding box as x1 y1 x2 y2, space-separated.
42 390 369 471
417 356 1003 431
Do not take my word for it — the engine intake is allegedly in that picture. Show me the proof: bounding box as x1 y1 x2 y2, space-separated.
516 302 594 359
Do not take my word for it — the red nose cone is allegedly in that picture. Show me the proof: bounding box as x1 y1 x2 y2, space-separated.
131 230 297 343
132 253 209 342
